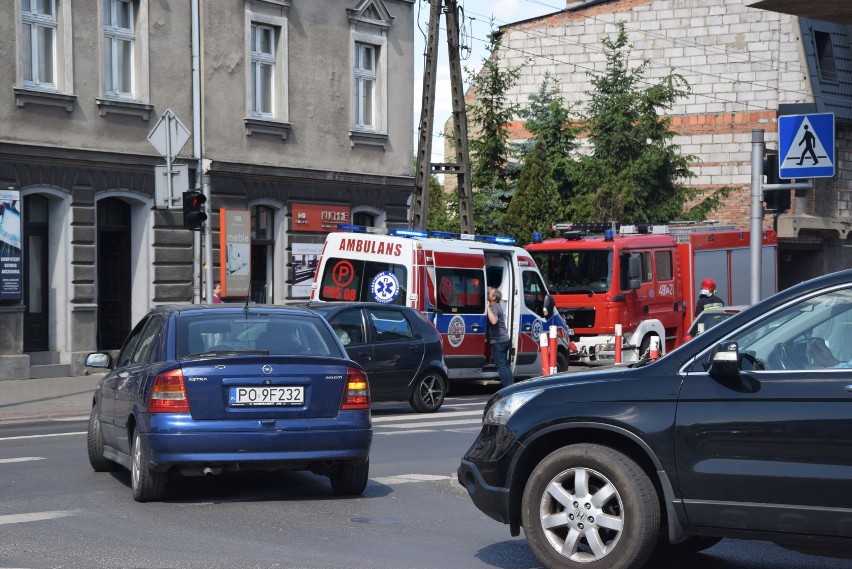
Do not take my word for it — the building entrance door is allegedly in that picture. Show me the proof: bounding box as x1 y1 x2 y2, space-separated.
23 194 49 352
97 198 131 350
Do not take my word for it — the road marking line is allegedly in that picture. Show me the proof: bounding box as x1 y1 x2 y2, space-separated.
0 510 76 526
378 418 481 429
371 473 451 485
372 410 481 423
0 432 85 442
0 457 44 464
375 429 437 436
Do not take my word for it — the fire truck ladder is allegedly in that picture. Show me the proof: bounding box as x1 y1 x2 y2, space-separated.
410 0 474 235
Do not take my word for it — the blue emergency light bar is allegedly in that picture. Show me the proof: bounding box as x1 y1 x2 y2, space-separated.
336 224 516 245
389 228 429 238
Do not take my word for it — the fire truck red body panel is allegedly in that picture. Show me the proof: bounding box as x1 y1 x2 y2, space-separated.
526 224 778 364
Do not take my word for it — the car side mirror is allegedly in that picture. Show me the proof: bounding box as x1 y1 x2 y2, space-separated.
708 341 740 376
85 352 112 369
543 295 556 317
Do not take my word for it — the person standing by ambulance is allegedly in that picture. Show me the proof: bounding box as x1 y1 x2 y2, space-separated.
487 288 514 388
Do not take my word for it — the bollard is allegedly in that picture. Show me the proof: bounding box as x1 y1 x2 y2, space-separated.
539 332 550 375
697 322 705 335
649 336 660 360
549 326 558 374
614 324 622 364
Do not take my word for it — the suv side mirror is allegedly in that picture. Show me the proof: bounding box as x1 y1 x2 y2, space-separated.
708 341 740 376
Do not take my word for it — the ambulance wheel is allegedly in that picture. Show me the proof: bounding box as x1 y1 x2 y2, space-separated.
557 351 569 372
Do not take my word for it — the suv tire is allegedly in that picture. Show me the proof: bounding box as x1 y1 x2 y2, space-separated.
521 444 659 569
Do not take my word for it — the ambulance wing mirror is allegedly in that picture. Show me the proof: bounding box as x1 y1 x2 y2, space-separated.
543 295 556 317
628 256 641 290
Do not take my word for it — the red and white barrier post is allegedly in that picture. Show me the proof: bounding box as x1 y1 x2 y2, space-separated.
539 332 550 376
649 336 660 360
549 326 558 374
614 324 622 364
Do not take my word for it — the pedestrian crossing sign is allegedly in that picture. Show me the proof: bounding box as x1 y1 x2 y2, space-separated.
778 113 835 179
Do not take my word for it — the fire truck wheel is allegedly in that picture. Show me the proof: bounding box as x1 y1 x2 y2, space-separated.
409 371 447 413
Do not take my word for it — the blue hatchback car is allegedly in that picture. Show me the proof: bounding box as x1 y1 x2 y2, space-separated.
85 304 372 502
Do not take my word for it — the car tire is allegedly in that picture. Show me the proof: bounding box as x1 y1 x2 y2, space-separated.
557 351 569 373
330 458 369 496
130 430 167 502
87 406 119 472
521 444 660 569
409 371 447 413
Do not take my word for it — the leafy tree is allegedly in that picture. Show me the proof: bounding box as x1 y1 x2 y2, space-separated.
518 72 578 208
569 22 729 223
466 30 524 233
503 140 565 246
427 175 459 232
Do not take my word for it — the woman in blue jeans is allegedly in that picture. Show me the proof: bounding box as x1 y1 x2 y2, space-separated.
487 288 514 388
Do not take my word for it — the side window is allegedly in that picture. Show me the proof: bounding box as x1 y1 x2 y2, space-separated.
130 317 161 364
720 288 852 371
116 317 149 368
329 310 366 346
436 268 484 314
640 252 652 282
655 250 673 281
522 270 548 318
369 309 414 343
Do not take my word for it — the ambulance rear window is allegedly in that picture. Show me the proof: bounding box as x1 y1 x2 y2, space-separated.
318 257 407 305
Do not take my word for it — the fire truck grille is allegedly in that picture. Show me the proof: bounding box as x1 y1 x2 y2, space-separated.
560 307 595 328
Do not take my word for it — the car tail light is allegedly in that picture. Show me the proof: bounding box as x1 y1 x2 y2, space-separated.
340 367 370 410
149 369 190 413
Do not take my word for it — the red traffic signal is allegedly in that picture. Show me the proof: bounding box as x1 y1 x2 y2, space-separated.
182 190 208 231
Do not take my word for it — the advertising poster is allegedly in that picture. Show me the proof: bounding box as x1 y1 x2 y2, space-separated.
291 242 323 298
219 208 251 298
0 189 22 301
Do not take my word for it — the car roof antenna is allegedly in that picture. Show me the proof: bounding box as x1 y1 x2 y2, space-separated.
243 283 252 313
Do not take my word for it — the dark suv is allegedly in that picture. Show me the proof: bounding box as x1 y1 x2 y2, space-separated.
458 269 852 569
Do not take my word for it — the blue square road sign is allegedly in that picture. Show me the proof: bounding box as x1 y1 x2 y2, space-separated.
778 113 835 179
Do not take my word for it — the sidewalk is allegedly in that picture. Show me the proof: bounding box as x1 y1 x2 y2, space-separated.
0 373 104 424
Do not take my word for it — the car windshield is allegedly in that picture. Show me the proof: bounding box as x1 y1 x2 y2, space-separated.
532 250 612 294
176 312 341 358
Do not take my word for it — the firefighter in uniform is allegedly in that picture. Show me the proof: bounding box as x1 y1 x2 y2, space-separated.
696 277 724 314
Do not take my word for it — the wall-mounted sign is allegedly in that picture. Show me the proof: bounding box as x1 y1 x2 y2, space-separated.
291 203 351 232
0 189 22 301
219 208 251 298
290 242 324 298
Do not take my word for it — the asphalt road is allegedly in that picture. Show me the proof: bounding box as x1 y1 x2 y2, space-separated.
0 392 850 569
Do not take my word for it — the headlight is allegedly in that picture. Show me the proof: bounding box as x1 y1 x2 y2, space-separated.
483 389 544 425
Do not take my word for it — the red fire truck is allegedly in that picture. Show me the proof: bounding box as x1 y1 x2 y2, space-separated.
310 227 573 383
526 223 778 364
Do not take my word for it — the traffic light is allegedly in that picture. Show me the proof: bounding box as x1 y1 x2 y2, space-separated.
182 190 207 230
762 151 791 213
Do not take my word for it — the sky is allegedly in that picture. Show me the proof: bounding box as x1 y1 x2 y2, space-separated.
413 0 561 163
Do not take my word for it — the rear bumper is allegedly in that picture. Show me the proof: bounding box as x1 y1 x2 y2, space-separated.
140 414 372 471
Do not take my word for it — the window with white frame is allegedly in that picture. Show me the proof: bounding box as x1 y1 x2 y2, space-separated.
21 0 57 89
250 23 276 117
103 0 136 98
353 42 377 131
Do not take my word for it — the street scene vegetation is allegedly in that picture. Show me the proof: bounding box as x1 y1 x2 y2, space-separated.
430 22 734 244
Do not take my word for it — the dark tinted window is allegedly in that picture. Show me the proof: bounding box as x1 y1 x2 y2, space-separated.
131 317 161 364
328 310 366 346
436 268 484 314
319 257 407 305
369 308 414 342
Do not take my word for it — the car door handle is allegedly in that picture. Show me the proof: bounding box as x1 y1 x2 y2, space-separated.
846 385 852 393
409 345 419 351
523 323 532 331
471 324 481 332
356 351 371 360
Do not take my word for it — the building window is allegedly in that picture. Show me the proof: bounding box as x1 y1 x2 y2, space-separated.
814 31 838 83
250 24 276 117
353 211 376 227
103 0 136 98
21 0 57 89
354 43 376 131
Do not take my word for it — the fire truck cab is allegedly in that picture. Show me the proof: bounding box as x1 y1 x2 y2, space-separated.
527 223 777 365
311 228 571 383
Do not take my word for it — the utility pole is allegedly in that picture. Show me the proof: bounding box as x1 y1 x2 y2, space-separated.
410 0 474 234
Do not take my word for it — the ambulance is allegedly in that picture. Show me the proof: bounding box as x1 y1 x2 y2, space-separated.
310 227 571 383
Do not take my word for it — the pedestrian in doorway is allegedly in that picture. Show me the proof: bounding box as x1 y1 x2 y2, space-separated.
487 287 514 388
213 282 223 303
695 278 724 314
